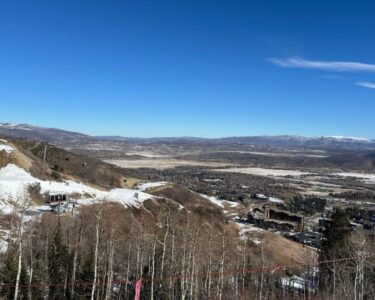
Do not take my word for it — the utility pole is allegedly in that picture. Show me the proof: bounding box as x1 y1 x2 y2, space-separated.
43 144 47 169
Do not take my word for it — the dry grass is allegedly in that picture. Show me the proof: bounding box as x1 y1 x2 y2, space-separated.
105 158 229 170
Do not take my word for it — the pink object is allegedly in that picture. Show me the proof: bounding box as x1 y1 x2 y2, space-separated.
134 279 142 300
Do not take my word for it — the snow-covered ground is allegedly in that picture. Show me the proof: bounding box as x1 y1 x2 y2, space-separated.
78 189 154 209
200 194 239 208
126 152 170 158
0 164 156 213
235 222 265 243
268 197 284 204
214 167 309 177
136 182 167 191
0 164 99 202
203 178 222 182
333 172 375 184
0 144 14 153
217 150 327 158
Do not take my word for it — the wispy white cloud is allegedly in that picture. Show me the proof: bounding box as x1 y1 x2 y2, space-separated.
269 57 375 72
319 75 345 80
356 81 375 89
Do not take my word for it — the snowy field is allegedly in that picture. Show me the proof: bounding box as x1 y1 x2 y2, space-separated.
214 167 309 177
105 158 228 170
217 150 327 158
333 172 375 184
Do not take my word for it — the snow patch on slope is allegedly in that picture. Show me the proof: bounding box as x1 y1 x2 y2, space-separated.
78 189 154 209
200 194 239 208
0 164 99 201
0 164 155 212
136 182 167 191
268 197 284 204
0 144 13 153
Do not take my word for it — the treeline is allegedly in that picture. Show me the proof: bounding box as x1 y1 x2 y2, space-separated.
1 197 375 299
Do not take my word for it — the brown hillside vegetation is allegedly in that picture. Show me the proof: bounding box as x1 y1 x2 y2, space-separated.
1 134 142 189
146 183 316 266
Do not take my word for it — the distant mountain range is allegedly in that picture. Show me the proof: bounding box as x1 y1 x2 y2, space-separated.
1 122 375 151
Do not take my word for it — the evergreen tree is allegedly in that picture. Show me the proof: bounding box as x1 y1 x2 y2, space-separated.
1 245 29 299
77 247 95 298
48 220 68 299
140 265 151 300
1 246 18 299
319 208 352 292
29 260 43 300
19 261 29 299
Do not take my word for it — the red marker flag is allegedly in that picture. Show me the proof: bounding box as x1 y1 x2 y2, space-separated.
134 279 142 300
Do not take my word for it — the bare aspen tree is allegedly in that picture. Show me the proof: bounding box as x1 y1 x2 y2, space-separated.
27 234 33 300
206 244 213 299
235 259 240 298
136 240 140 278
242 236 248 296
151 238 156 300
14 188 31 300
258 239 265 300
169 225 175 299
218 231 226 300
91 204 103 300
159 212 170 295
71 224 83 298
105 233 115 300
124 242 132 296
181 228 188 300
190 228 200 299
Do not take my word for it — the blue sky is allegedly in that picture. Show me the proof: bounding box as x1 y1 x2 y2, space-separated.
1 0 374 138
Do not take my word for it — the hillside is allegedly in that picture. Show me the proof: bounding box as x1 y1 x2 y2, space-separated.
1 134 142 189
0 136 317 296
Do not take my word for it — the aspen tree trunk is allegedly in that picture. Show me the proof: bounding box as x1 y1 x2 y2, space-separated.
91 209 102 300
242 237 248 296
190 255 195 298
189 228 199 299
14 236 23 300
124 242 132 296
136 241 140 278
181 231 187 300
28 238 33 300
187 245 192 299
159 215 170 296
207 247 212 299
14 205 26 300
71 225 83 298
235 259 239 298
105 238 115 300
63 227 71 298
259 241 265 300
169 227 175 299
44 230 50 298
151 240 156 300
140 251 144 279
218 233 226 300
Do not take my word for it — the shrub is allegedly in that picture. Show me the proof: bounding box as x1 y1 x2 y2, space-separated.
27 182 42 202
51 170 61 180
